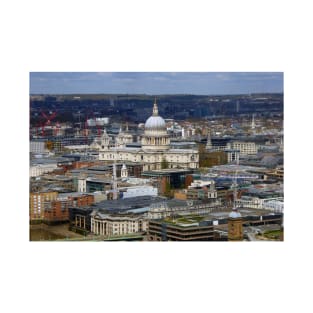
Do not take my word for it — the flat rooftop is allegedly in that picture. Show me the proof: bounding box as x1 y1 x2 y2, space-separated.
158 207 283 226
142 168 195 176
91 195 167 211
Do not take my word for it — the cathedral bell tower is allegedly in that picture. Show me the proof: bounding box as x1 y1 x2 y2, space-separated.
100 128 110 150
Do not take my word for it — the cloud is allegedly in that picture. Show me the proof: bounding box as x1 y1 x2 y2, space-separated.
30 72 283 94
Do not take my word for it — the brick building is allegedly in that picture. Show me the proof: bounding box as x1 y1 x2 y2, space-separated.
30 191 58 222
68 194 94 207
43 194 95 224
44 199 70 224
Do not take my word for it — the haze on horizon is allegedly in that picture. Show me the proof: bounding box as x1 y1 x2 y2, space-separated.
30 72 283 95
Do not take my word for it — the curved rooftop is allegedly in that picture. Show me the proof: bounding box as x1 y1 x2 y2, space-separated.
144 100 166 131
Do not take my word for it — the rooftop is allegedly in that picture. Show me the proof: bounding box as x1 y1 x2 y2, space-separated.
142 168 195 176
90 195 167 212
155 207 283 226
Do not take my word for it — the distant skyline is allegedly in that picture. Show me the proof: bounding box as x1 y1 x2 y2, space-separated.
30 72 283 95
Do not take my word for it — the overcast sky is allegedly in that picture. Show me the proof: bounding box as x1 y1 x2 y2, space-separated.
30 72 283 95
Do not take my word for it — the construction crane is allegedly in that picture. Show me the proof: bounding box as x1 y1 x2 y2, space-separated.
86 110 102 137
94 116 102 137
40 110 57 136
53 122 61 136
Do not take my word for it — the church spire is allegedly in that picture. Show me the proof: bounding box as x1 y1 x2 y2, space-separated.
251 114 255 129
152 97 159 116
206 130 212 150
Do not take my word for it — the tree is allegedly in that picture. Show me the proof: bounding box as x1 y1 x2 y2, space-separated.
161 157 169 169
45 141 54 151
164 181 172 198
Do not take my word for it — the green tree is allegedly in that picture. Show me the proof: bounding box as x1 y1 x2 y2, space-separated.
164 181 172 197
45 141 54 151
161 157 169 169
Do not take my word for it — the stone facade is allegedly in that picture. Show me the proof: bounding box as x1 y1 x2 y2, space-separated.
90 212 148 236
95 100 199 171
227 141 257 155
228 217 243 241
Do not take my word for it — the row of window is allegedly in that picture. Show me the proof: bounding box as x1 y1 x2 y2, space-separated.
101 153 195 162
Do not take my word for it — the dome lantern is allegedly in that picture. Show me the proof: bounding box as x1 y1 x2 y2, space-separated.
152 97 159 116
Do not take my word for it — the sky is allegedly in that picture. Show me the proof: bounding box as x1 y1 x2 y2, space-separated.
30 72 283 95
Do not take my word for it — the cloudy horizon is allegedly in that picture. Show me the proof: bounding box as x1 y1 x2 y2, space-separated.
30 72 283 95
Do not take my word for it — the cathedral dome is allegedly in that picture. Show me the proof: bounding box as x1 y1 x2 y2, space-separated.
142 99 170 151
145 115 166 130
144 100 166 131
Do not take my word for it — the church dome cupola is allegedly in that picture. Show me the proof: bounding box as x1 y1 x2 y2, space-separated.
142 99 170 151
100 128 110 149
144 98 166 132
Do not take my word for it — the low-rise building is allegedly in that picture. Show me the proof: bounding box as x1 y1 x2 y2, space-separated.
44 199 70 224
187 180 217 200
147 219 214 241
120 185 158 198
30 163 59 177
30 156 75 177
30 141 48 154
30 191 58 221
147 200 221 220
263 198 284 213
225 149 240 163
68 195 165 235
37 193 95 224
227 141 257 155
235 196 264 209
68 207 93 235
141 168 195 195
90 212 148 236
